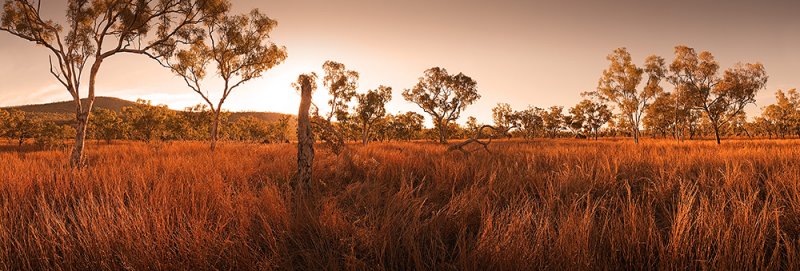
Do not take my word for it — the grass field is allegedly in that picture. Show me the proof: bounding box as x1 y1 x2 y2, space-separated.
1 139 800 270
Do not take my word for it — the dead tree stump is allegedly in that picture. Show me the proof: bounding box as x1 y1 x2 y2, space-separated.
295 74 315 193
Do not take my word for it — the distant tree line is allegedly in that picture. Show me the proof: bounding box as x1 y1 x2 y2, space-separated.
477 45 779 143
2 82 798 150
294 45 785 146
0 98 456 148
482 87 800 141
0 99 295 148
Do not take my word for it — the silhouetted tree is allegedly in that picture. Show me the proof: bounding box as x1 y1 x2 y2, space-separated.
1 0 228 166
668 45 768 144
354 86 392 145
593 48 665 144
403 67 480 143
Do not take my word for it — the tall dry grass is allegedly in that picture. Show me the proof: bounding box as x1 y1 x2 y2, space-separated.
1 139 800 270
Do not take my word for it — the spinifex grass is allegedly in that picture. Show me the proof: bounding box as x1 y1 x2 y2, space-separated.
1 139 799 270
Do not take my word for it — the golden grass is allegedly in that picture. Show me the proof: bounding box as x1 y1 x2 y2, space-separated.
1 139 800 270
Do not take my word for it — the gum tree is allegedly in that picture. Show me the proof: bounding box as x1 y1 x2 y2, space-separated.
0 0 228 166
162 9 287 151
322 60 359 123
570 99 612 140
594 48 666 144
669 45 767 144
354 85 392 145
403 67 479 144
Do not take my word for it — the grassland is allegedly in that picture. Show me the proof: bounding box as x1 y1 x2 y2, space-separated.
1 139 800 270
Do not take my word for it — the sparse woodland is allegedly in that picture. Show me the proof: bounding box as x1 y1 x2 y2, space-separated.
2 0 800 270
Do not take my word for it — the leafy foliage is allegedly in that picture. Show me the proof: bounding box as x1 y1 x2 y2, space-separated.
403 67 480 143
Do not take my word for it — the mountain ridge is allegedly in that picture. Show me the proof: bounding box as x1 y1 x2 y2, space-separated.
1 97 293 123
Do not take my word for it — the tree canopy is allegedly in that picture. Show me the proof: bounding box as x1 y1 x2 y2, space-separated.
403 67 480 144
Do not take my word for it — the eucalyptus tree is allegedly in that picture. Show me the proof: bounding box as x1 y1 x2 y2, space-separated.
0 0 229 166
354 86 392 145
322 61 359 122
402 67 480 144
669 45 767 144
594 48 666 144
570 99 612 140
760 89 799 138
162 9 287 151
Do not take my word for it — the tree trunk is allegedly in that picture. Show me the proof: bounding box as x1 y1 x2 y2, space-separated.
438 119 448 144
631 115 640 144
294 76 315 194
70 59 101 167
712 122 722 145
362 123 369 145
210 111 221 152
70 111 90 167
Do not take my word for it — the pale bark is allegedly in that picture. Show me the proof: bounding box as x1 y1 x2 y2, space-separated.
69 60 101 167
210 111 221 152
295 76 315 193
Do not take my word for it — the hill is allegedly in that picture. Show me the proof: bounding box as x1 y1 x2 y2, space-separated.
2 97 292 123
4 97 138 114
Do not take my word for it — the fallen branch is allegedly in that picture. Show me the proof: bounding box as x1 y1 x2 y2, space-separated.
447 124 516 154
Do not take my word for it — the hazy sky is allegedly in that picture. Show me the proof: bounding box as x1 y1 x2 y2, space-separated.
1 0 798 125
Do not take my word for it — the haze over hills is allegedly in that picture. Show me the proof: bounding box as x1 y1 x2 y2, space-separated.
2 97 292 123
